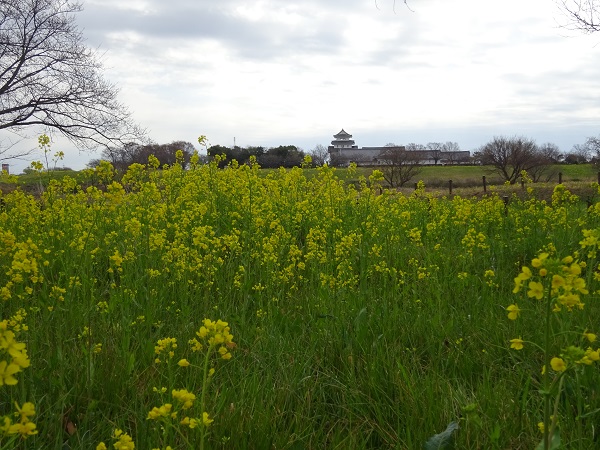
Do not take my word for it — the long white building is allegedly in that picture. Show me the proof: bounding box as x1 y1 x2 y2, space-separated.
327 129 470 166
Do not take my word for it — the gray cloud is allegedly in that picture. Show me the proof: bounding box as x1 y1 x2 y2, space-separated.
80 0 355 62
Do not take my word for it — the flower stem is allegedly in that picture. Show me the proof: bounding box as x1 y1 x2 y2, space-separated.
542 293 553 450
199 344 213 450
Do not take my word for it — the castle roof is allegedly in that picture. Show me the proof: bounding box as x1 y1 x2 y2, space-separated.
333 129 352 139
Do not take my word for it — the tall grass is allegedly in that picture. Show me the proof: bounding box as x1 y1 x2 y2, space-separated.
0 158 599 449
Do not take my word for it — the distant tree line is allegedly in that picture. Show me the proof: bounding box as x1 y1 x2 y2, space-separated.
206 143 333 168
88 141 197 171
87 141 332 171
207 144 313 168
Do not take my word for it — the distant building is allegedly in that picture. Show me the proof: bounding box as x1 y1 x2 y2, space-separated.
327 129 470 166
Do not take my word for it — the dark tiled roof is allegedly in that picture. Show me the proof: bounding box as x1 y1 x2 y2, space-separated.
334 129 352 139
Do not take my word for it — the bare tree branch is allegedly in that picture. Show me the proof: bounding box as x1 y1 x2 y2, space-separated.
374 0 413 13
0 135 35 161
0 0 145 153
556 0 600 33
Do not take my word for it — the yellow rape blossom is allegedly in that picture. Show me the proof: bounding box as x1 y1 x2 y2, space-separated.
586 348 600 362
510 338 524 350
14 402 35 422
180 416 199 428
519 266 532 280
195 318 235 359
583 331 597 343
202 412 214 427
531 253 548 268
8 420 37 438
147 404 173 420
112 429 135 450
550 357 567 372
513 268 532 293
527 281 544 300
551 274 565 292
154 337 177 364
172 389 196 409
0 360 20 385
506 304 521 320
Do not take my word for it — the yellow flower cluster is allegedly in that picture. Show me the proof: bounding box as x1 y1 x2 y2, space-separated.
580 228 599 259
508 250 600 372
193 319 235 360
146 319 234 446
512 253 587 312
111 428 135 450
154 337 178 364
147 388 212 430
0 323 30 385
0 317 36 439
545 343 600 374
172 388 196 409
0 402 37 438
1 239 42 301
147 403 175 420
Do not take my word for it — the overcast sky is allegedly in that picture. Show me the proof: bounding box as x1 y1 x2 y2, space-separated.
4 0 600 173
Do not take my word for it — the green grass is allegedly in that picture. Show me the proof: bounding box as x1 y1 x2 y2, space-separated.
0 162 599 449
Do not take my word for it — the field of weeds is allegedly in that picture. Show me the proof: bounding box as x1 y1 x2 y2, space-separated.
0 156 599 449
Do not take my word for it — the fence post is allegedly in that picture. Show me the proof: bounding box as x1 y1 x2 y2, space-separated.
482 175 487 193
558 172 562 184
503 195 509 216
597 172 600 185
449 179 453 196
414 182 418 190
520 176 525 189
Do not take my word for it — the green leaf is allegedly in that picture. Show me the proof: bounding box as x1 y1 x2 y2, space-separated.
535 428 562 450
490 423 501 442
424 421 459 450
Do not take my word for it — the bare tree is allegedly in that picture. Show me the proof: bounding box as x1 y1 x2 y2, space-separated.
575 135 600 168
538 142 563 163
442 141 460 152
378 146 423 188
309 144 329 166
478 136 554 184
426 142 443 165
405 143 426 151
557 0 600 33
440 141 461 165
565 142 592 164
526 144 560 182
0 0 144 155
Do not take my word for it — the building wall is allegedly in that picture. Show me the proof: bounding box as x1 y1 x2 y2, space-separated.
328 146 471 166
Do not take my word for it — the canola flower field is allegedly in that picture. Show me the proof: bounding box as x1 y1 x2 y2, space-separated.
1 153 600 449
